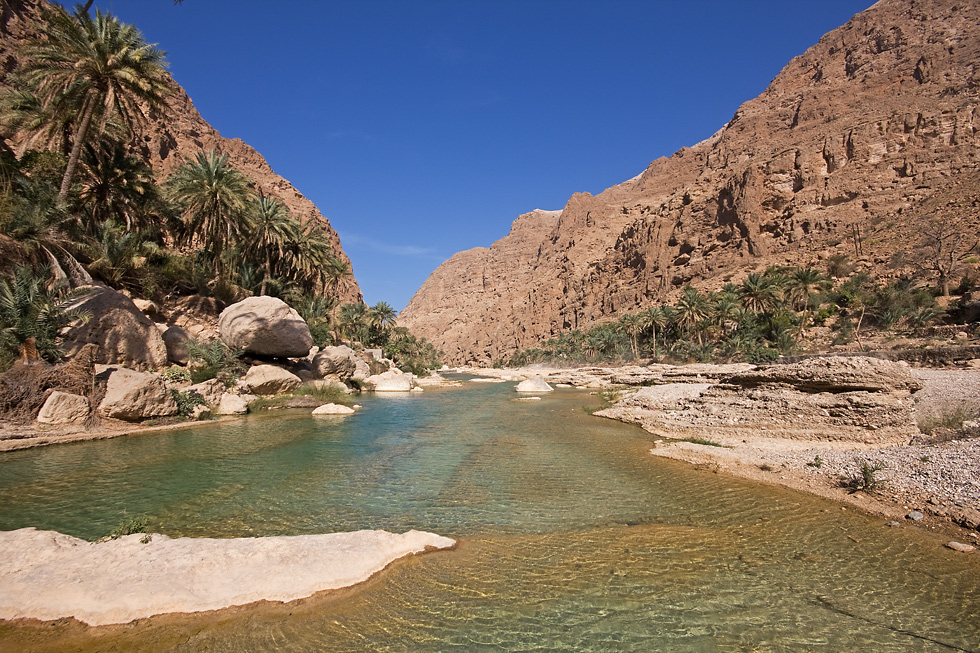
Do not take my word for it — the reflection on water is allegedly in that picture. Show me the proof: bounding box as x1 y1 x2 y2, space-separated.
1 379 978 651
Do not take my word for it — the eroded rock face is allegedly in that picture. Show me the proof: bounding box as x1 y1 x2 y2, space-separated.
240 365 302 395
63 287 168 371
400 0 980 364
36 391 89 425
218 297 313 358
725 357 922 394
98 368 177 421
598 356 922 445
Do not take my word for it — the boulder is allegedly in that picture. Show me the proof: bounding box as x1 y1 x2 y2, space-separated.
162 326 191 365
366 370 413 392
725 357 922 394
240 365 302 395
131 299 160 317
309 379 352 394
36 391 90 425
352 358 371 382
515 377 553 393
215 393 251 415
98 368 177 421
185 379 226 407
63 286 168 371
218 296 312 358
312 345 358 380
312 403 356 415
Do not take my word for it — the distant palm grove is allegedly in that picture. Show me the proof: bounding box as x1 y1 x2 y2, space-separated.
0 5 442 374
505 259 973 367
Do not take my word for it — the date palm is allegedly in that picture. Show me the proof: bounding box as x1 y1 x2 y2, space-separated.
166 150 255 279
674 286 711 344
76 141 161 235
18 5 170 202
738 272 781 314
246 195 298 295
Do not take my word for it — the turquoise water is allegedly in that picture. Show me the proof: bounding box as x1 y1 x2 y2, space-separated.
1 379 979 651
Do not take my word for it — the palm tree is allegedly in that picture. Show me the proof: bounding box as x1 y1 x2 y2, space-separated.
18 5 170 202
0 265 91 365
618 312 644 359
166 150 255 278
674 286 711 344
246 195 297 295
641 305 669 357
75 141 161 235
787 267 829 327
338 303 367 343
738 272 781 314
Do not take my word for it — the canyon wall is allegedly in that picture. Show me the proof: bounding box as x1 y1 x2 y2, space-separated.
400 0 980 364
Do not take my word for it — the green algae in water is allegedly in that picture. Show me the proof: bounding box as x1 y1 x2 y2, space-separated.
0 380 978 651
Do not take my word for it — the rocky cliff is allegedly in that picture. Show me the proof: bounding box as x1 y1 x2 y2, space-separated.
0 0 362 306
400 0 980 365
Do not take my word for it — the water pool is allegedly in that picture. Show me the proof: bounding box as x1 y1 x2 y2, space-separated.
1 380 978 651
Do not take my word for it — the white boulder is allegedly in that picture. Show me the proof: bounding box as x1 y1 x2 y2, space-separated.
240 365 301 395
98 368 177 421
366 370 413 392
215 393 251 415
218 296 312 358
515 377 553 393
185 379 226 407
312 403 356 415
36 391 90 425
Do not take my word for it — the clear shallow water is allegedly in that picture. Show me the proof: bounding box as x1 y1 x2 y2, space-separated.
1 380 978 651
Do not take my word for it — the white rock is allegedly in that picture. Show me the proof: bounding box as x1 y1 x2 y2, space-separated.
312 403 355 415
215 393 249 415
0 527 454 626
241 365 302 395
218 296 312 358
185 379 226 407
946 541 976 553
366 370 414 392
36 391 90 425
98 368 177 421
515 377 553 393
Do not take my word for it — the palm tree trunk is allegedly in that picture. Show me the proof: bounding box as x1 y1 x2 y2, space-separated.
260 248 272 296
59 94 97 203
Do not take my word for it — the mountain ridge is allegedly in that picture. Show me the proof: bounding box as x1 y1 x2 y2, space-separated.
400 0 980 365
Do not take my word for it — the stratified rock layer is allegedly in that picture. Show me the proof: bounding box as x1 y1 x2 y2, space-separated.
401 0 980 364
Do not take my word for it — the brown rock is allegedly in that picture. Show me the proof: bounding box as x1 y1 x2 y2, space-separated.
62 287 168 371
240 365 301 395
312 346 359 380
400 0 980 364
98 368 177 421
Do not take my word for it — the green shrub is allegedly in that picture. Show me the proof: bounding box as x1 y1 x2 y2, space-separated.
186 338 245 385
170 387 205 417
162 364 191 384
103 515 148 541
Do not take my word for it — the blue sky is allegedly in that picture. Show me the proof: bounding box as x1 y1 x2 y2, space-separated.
93 0 872 311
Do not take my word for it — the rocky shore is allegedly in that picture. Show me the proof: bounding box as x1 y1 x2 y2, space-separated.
461 358 980 544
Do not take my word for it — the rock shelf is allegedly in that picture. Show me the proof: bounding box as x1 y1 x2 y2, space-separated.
0 528 455 626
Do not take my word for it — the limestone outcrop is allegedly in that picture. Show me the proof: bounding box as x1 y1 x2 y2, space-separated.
98 368 177 421
62 287 168 371
240 365 302 395
400 0 980 364
597 356 922 445
218 297 313 359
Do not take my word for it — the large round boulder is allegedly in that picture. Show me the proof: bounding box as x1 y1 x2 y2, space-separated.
63 287 168 371
218 297 313 358
365 370 413 392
